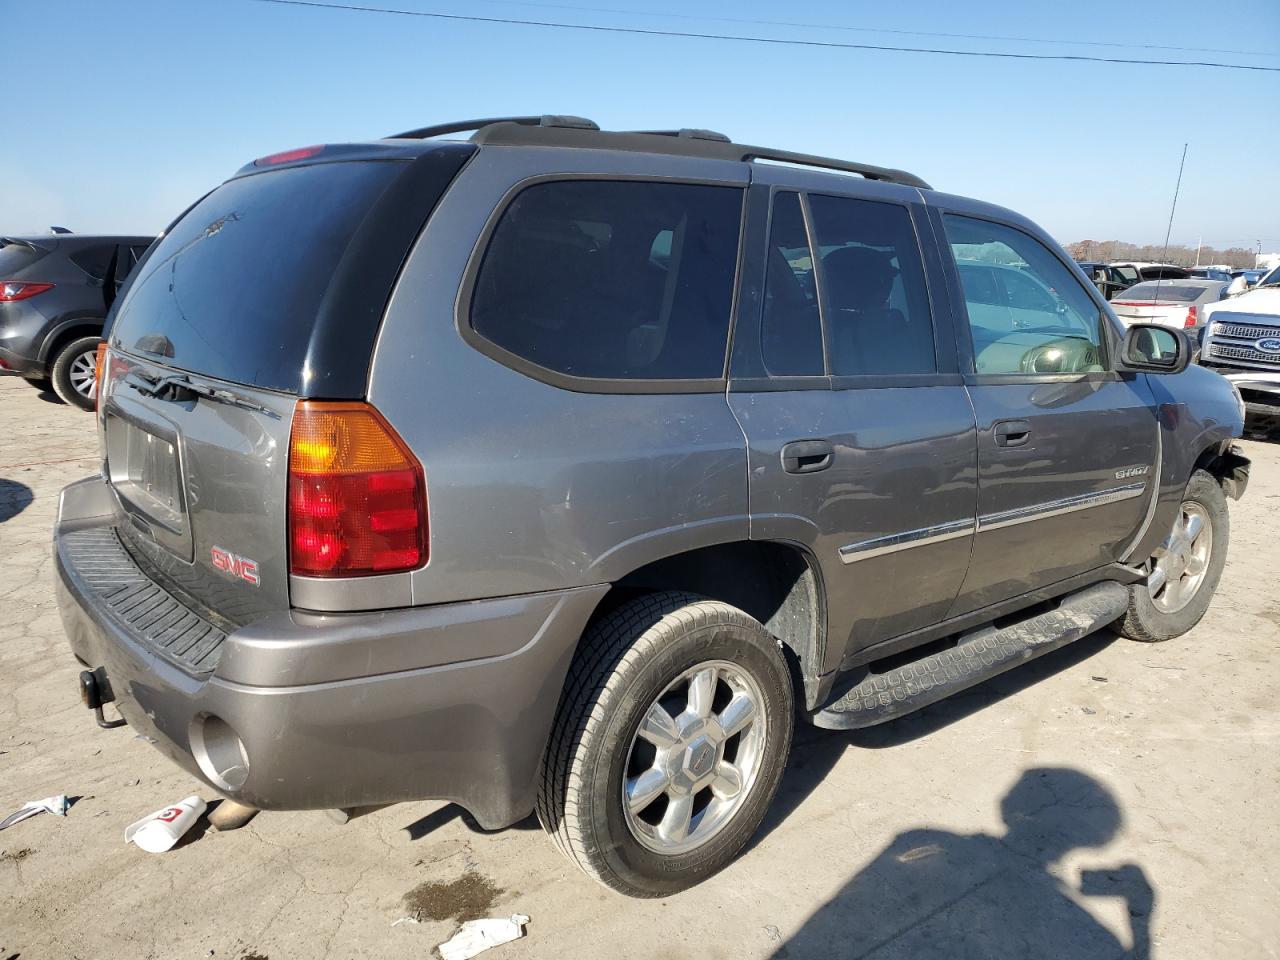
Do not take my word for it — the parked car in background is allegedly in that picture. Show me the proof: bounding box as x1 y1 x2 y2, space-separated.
1188 267 1232 282
54 116 1247 898
1200 264 1280 427
1110 279 1228 329
0 232 154 409
1075 260 1133 300
1111 261 1192 285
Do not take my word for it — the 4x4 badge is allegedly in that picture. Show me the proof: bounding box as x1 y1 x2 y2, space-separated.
211 546 261 586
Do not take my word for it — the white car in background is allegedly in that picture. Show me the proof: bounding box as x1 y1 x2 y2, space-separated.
1110 279 1228 329
1199 265 1280 426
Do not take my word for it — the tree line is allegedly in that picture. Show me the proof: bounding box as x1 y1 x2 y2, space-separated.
1065 240 1257 268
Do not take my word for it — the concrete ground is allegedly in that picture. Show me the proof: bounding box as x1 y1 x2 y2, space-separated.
2 374 1278 960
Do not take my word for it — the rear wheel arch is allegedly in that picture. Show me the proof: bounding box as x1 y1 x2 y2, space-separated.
582 539 826 707
37 315 105 366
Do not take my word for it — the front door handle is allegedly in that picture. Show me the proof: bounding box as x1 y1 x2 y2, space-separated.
781 439 834 474
993 419 1032 447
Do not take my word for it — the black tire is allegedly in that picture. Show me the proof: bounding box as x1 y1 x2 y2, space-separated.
1116 470 1229 642
49 336 101 411
536 592 794 897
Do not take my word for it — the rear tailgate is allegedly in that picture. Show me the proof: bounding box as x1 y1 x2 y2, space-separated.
99 148 472 628
102 356 295 626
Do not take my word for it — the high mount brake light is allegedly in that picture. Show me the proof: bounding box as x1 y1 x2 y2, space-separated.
254 145 324 167
0 281 54 302
288 402 427 578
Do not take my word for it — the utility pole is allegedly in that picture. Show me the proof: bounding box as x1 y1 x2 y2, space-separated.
1195 236 1202 267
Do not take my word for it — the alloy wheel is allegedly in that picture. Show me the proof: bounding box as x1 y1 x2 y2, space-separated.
1147 501 1212 614
622 660 767 855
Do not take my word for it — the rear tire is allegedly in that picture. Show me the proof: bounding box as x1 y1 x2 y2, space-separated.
1116 470 1228 642
536 592 794 897
49 336 101 411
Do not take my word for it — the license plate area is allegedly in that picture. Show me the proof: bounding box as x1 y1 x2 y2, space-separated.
105 399 193 561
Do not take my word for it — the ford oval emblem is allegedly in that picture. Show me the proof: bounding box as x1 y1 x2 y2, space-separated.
1257 337 1280 353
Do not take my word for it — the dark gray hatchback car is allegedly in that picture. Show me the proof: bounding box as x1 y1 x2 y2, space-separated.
55 116 1249 897
0 233 153 408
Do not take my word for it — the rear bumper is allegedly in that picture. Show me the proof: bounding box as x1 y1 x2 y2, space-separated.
0 343 43 377
54 475 607 828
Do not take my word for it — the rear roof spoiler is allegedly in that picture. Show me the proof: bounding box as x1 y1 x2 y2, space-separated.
0 236 54 252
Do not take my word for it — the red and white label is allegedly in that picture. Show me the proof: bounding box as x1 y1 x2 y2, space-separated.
211 546 261 587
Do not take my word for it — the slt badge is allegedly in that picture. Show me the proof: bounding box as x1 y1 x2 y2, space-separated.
1115 465 1150 479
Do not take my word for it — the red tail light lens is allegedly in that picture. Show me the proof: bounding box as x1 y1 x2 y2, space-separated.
94 343 108 412
1184 305 1198 328
0 281 54 302
288 402 427 577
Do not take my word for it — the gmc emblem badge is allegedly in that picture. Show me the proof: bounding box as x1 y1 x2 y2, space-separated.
210 546 261 587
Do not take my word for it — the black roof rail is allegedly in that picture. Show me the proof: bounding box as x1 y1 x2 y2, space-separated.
388 115 599 140
467 121 931 190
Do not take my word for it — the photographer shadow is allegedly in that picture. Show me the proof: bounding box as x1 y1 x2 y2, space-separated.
772 767 1153 959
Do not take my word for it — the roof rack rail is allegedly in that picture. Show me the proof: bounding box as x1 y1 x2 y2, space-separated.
467 121 930 189
388 115 599 140
628 128 732 143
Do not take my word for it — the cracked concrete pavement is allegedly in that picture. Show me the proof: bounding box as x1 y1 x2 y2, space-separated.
1 375 1278 959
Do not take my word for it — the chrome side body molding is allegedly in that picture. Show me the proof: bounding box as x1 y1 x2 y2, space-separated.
840 482 1148 563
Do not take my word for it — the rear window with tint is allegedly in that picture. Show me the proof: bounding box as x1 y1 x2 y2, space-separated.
469 180 743 382
110 161 401 392
1116 283 1205 302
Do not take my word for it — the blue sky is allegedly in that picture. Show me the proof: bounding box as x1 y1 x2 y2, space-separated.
6 0 1279 248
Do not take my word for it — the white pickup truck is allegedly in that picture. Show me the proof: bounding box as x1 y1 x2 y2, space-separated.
1199 265 1280 427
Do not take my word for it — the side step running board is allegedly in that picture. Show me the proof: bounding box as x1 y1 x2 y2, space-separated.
811 581 1129 730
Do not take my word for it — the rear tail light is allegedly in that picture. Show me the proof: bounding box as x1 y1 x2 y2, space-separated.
288 401 427 577
0 281 54 302
1184 305 1198 328
94 343 108 411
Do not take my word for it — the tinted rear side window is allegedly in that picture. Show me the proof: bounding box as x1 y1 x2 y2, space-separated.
469 180 743 382
70 244 115 280
110 161 402 392
808 195 936 376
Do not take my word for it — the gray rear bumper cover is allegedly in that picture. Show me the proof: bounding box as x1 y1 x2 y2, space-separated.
54 475 607 829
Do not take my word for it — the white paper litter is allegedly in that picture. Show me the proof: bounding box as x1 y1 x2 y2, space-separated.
0 794 69 831
123 795 207 853
437 914 529 960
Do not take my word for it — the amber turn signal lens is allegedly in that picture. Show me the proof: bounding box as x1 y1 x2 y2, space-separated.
287 402 427 577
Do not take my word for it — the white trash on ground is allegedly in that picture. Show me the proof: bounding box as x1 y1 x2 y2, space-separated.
123 795 207 853
0 794 69 831
437 914 530 960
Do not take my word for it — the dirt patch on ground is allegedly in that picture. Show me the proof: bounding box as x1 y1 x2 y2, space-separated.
402 870 503 923
1 849 35 864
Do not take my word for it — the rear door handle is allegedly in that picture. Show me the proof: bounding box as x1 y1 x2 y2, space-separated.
993 419 1032 447
781 439 834 474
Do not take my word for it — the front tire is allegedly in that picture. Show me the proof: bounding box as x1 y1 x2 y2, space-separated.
1116 470 1229 642
536 592 794 897
49 336 101 411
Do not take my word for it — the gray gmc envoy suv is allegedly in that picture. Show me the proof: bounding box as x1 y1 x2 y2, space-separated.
55 116 1250 897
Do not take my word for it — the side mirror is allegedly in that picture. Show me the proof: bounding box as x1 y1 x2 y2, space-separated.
1117 323 1190 374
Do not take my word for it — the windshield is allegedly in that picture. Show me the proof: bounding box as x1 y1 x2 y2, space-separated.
109 161 401 392
1114 283 1208 303
1259 266 1280 287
